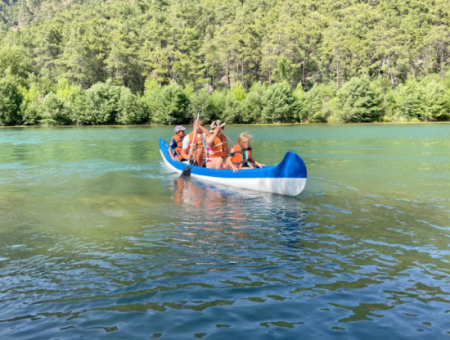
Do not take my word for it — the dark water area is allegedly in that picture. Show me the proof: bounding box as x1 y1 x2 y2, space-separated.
0 124 449 339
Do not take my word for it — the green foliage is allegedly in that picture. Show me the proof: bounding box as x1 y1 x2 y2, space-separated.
420 76 450 121
213 90 242 124
261 82 298 123
0 47 31 82
0 0 450 125
150 81 189 125
241 82 265 123
66 87 89 125
273 57 294 86
294 84 324 123
20 82 42 125
1 0 449 93
188 87 215 123
392 79 425 122
116 87 147 125
0 76 23 126
336 76 382 123
84 81 121 124
231 82 246 101
38 93 69 126
55 79 79 101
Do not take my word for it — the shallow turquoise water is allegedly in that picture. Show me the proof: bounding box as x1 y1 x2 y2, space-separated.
0 124 449 339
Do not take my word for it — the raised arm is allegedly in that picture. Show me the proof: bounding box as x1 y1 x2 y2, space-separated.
206 127 220 146
195 122 210 137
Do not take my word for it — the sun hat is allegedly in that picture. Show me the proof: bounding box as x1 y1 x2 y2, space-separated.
174 125 186 133
210 120 226 130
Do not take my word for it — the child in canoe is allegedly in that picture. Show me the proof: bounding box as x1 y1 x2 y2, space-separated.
205 120 229 169
169 125 187 161
226 133 265 172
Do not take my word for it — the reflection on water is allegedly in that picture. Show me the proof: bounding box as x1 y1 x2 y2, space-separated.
0 125 450 339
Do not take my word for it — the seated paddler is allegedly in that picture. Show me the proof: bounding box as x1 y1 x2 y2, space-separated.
205 120 229 169
169 125 187 161
226 133 265 172
181 119 209 166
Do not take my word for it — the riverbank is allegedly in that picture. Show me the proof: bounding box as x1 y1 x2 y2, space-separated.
2 121 450 129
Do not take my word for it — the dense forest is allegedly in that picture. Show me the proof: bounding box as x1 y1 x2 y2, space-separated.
0 0 450 125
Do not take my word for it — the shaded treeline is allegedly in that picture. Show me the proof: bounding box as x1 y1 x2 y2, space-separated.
0 0 450 125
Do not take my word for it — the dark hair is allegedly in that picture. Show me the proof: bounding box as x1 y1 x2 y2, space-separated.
190 118 195 125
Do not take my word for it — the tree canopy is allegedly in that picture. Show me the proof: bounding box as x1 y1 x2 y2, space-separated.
0 0 449 125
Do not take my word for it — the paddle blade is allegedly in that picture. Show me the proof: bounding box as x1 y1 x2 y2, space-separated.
179 164 191 177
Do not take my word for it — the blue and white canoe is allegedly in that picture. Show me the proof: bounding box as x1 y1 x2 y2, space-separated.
159 138 307 196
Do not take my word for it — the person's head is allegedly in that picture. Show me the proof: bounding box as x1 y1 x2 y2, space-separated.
237 133 251 149
190 118 203 127
174 125 186 137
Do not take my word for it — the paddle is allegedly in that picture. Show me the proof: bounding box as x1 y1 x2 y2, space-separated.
221 132 235 147
180 112 200 178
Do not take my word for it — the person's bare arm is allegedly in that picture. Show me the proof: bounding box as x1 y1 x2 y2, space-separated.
195 123 210 137
230 156 239 172
169 148 176 160
181 148 189 160
180 134 191 160
249 156 265 168
225 145 230 157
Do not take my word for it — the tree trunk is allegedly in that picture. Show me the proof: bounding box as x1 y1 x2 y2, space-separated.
336 61 339 91
241 57 244 85
269 61 272 85
335 48 339 91
411 66 416 80
389 70 395 89
302 60 305 86
227 57 230 87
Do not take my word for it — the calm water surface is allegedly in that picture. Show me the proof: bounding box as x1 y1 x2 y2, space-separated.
0 124 449 339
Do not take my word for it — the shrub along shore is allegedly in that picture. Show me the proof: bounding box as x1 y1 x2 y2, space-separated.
1 74 450 126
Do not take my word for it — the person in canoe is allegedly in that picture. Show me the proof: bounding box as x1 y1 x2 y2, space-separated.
226 133 265 172
205 120 229 169
169 125 187 161
180 119 209 166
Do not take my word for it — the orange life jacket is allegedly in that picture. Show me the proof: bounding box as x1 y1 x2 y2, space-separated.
207 134 228 159
171 134 184 157
230 145 254 169
187 131 204 154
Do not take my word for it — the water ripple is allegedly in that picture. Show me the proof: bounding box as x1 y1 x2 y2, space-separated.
1 126 450 339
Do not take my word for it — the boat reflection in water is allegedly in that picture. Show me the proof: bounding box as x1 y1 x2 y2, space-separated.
168 176 308 253
171 177 248 232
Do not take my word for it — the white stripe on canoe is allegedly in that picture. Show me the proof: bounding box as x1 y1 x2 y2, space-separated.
161 150 306 196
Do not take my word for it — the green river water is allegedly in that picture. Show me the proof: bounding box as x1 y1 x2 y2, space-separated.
0 124 449 339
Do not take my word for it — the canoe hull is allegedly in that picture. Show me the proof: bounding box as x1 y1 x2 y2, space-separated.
159 138 307 196
161 150 306 196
